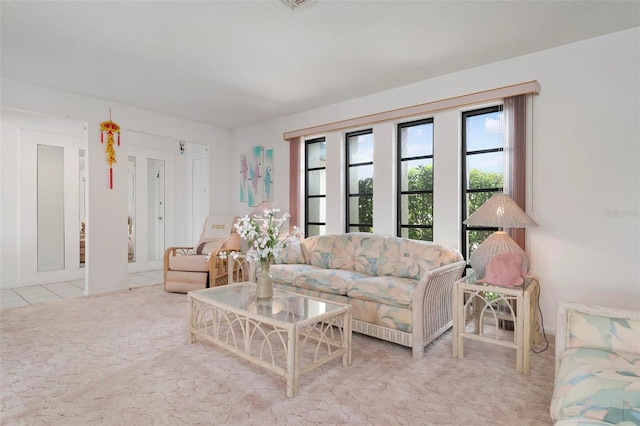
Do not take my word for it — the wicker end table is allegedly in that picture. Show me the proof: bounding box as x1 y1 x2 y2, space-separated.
452 271 540 375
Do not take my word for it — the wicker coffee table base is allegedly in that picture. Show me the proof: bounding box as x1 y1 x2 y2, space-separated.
188 285 352 397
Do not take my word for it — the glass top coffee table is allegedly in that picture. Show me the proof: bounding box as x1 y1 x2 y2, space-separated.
187 282 352 397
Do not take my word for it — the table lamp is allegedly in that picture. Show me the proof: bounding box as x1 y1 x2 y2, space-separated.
463 194 538 282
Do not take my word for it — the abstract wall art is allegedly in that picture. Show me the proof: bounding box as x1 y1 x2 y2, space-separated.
240 146 274 207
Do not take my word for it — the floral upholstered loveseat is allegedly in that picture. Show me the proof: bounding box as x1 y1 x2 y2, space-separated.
269 233 466 359
550 301 640 425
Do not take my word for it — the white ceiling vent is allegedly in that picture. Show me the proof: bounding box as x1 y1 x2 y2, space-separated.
282 0 313 9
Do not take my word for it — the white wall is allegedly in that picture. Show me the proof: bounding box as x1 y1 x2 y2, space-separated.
231 28 640 333
1 79 233 294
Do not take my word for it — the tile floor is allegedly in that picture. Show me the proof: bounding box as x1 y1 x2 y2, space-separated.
0 269 163 311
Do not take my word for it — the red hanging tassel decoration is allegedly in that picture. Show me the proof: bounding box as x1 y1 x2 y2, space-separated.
100 117 120 190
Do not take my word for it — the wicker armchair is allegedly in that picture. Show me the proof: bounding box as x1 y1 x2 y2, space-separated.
228 253 257 284
163 216 241 293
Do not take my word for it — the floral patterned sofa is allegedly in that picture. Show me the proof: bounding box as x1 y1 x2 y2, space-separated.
270 233 466 359
551 301 640 425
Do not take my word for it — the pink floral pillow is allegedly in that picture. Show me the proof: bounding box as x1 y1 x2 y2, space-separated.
478 252 526 287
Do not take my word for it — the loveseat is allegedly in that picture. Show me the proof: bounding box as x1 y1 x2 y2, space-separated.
269 233 466 359
550 301 640 425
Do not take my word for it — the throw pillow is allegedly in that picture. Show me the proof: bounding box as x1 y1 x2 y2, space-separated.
275 237 305 264
477 252 525 287
194 238 225 255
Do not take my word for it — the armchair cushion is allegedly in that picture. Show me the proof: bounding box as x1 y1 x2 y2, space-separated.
166 270 208 285
551 347 640 424
169 254 209 272
222 231 240 250
568 310 640 354
194 239 226 255
165 270 208 293
198 216 235 243
551 302 640 425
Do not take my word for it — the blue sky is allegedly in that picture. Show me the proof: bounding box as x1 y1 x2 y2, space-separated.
348 110 504 174
466 111 504 174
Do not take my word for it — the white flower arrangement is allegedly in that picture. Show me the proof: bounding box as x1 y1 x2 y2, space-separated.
233 208 301 266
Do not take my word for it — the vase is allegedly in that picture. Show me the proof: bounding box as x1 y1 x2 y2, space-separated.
256 263 273 299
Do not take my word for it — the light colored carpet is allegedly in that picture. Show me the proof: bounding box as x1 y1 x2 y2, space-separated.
0 284 555 425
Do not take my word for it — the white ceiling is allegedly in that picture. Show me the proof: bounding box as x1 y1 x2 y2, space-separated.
2 1 639 129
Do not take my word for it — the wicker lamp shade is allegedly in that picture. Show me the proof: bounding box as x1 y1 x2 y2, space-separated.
464 194 538 228
464 194 538 279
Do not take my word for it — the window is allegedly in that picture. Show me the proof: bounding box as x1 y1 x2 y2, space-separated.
305 137 326 237
461 105 504 261
345 129 373 232
397 119 434 241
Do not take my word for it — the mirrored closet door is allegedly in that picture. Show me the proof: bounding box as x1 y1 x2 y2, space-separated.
127 142 175 272
127 133 209 272
20 129 85 285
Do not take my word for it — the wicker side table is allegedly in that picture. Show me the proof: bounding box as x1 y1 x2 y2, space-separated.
452 271 540 375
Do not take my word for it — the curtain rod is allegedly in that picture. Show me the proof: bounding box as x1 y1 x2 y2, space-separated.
283 80 539 141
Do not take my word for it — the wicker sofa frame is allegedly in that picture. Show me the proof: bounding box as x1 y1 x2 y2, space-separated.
349 261 465 358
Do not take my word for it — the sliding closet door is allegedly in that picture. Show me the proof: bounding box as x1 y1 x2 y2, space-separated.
126 133 209 271
190 145 210 244
147 158 166 261
127 143 175 272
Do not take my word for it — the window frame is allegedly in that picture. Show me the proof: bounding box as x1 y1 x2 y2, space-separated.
396 118 434 241
345 129 374 233
460 105 504 262
305 137 326 237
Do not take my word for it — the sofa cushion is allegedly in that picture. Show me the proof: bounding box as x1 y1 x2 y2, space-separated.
273 283 350 306
377 238 463 280
168 254 209 272
554 418 620 425
550 347 640 424
269 264 323 285
300 235 320 265
305 233 385 274
307 235 338 268
275 237 306 264
329 234 383 274
348 276 417 308
349 298 413 333
293 269 370 296
568 310 640 355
